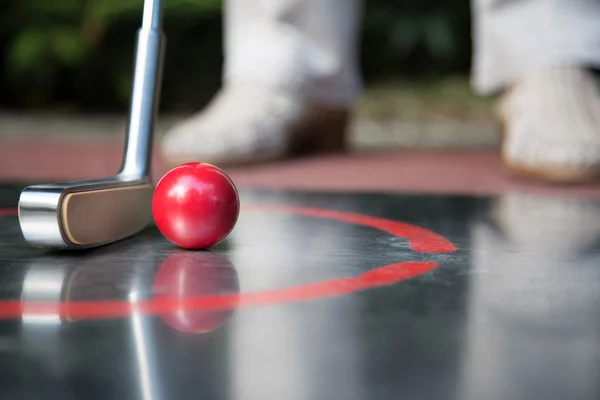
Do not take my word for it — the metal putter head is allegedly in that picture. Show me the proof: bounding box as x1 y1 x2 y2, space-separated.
18 0 166 250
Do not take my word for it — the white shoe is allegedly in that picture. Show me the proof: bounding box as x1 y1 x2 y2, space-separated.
160 84 350 167
498 67 600 183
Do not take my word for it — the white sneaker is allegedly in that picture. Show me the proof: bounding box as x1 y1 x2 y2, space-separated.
160 84 350 167
498 67 600 183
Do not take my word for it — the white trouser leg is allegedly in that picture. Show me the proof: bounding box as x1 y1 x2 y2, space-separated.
160 0 360 165
472 0 600 94
223 0 363 107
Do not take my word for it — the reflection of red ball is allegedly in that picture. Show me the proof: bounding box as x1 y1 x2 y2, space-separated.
153 252 240 333
152 162 240 249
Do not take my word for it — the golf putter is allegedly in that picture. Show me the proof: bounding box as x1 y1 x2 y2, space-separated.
18 0 166 249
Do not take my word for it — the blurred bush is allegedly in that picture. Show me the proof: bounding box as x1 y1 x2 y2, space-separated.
362 0 472 78
0 0 471 112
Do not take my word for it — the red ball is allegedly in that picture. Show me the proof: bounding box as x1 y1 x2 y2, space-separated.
152 162 240 249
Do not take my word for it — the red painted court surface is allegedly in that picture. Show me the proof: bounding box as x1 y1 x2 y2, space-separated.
1 138 600 399
2 138 600 197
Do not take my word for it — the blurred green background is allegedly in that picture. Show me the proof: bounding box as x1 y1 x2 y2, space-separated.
0 0 472 113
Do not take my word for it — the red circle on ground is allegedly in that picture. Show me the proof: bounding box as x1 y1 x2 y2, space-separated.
0 204 456 320
0 208 16 217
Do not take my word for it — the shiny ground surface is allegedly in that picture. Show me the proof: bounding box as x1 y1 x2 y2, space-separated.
0 183 599 399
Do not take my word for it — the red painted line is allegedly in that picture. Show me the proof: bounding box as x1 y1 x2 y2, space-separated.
1 261 438 320
0 204 456 321
243 205 457 253
0 208 17 217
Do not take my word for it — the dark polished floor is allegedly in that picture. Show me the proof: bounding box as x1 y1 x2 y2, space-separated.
0 182 599 399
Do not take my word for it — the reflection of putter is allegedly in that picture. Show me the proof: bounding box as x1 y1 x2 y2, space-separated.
19 242 238 384
18 0 166 249
19 239 159 378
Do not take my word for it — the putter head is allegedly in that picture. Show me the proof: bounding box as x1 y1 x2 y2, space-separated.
17 0 164 250
18 176 153 249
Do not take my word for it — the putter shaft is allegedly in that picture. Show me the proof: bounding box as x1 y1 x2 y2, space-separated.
121 0 165 179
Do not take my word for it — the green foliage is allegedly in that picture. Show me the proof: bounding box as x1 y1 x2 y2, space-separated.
361 0 472 78
0 0 472 111
0 0 223 109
